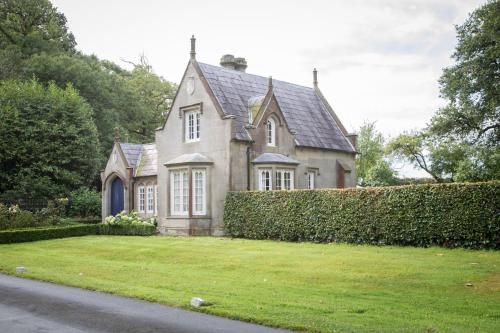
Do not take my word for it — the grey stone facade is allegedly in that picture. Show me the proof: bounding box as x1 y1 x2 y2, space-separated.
101 36 357 235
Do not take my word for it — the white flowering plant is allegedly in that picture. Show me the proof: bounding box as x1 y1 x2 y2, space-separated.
104 211 155 226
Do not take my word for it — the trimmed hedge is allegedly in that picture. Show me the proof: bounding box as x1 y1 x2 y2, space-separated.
0 224 98 244
0 224 156 243
97 224 156 236
224 182 500 249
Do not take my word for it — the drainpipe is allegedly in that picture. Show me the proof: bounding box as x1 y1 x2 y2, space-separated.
246 144 252 191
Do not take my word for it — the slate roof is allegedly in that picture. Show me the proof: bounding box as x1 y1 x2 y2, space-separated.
197 62 355 153
119 143 157 176
120 143 143 167
252 153 300 165
135 144 157 176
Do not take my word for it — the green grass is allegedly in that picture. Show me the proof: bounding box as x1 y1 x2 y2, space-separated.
0 236 499 332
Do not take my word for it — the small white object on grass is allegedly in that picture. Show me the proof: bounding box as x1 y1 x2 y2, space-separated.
16 267 25 273
190 297 205 307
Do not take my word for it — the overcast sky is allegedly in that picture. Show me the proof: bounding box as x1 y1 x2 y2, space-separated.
52 0 485 176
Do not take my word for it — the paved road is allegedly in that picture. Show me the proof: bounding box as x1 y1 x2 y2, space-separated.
0 274 292 333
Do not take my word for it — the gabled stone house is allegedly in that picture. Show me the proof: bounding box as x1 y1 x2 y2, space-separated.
101 36 357 236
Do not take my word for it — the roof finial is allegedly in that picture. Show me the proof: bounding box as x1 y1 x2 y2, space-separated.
268 76 273 90
313 68 318 88
114 127 120 143
190 35 196 60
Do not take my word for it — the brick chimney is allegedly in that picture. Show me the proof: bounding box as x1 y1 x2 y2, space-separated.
220 54 247 72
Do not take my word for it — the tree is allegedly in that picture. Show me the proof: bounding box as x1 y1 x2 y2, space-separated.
122 55 177 140
356 121 397 186
388 1 499 182
22 53 177 164
386 132 445 182
430 0 499 147
0 80 99 199
0 0 75 55
0 0 76 80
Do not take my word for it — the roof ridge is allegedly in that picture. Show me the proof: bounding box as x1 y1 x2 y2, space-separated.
197 62 314 91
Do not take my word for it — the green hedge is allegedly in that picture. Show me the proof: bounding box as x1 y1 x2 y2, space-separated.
97 224 156 236
224 182 500 249
0 224 156 243
0 224 98 244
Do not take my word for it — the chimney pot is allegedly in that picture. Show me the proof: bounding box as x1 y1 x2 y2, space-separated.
190 35 196 60
220 54 247 72
313 68 318 88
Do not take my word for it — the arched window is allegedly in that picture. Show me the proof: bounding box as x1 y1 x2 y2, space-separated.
259 169 272 191
266 117 276 146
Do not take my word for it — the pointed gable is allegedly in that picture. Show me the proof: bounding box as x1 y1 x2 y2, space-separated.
197 62 355 153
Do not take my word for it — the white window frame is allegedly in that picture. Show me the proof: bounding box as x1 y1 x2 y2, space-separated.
170 169 188 216
276 169 294 190
146 185 154 213
307 171 315 189
154 185 158 216
138 186 145 213
266 118 276 146
259 169 272 191
185 110 200 142
192 169 206 216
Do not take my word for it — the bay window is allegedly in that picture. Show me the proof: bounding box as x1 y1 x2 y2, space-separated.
170 169 188 216
276 170 294 190
192 169 206 215
259 169 272 191
169 168 207 216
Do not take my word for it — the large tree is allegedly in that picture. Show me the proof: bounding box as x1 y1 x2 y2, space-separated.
0 80 99 199
0 0 75 79
430 0 499 146
388 1 500 182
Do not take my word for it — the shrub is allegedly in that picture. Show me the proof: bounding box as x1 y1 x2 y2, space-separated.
0 224 98 244
68 188 101 218
104 211 155 227
223 182 500 249
0 203 62 230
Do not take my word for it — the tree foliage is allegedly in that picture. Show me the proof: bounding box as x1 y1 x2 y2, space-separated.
0 80 100 199
122 55 177 140
0 0 177 185
356 121 397 186
388 1 499 182
431 0 499 146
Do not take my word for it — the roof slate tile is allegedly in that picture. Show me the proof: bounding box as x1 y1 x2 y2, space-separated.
197 62 354 152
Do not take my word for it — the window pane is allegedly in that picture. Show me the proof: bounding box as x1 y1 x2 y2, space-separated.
171 170 188 215
276 171 281 190
196 112 200 139
192 170 205 215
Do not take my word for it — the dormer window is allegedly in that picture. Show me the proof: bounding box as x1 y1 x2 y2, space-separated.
185 110 200 142
267 117 276 146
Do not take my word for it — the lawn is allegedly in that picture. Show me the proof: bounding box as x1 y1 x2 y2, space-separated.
0 237 499 332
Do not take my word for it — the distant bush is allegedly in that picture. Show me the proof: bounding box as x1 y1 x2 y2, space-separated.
0 203 62 230
224 182 500 249
68 188 101 218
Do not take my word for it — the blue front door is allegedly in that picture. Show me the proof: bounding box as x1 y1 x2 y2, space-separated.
111 177 124 216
